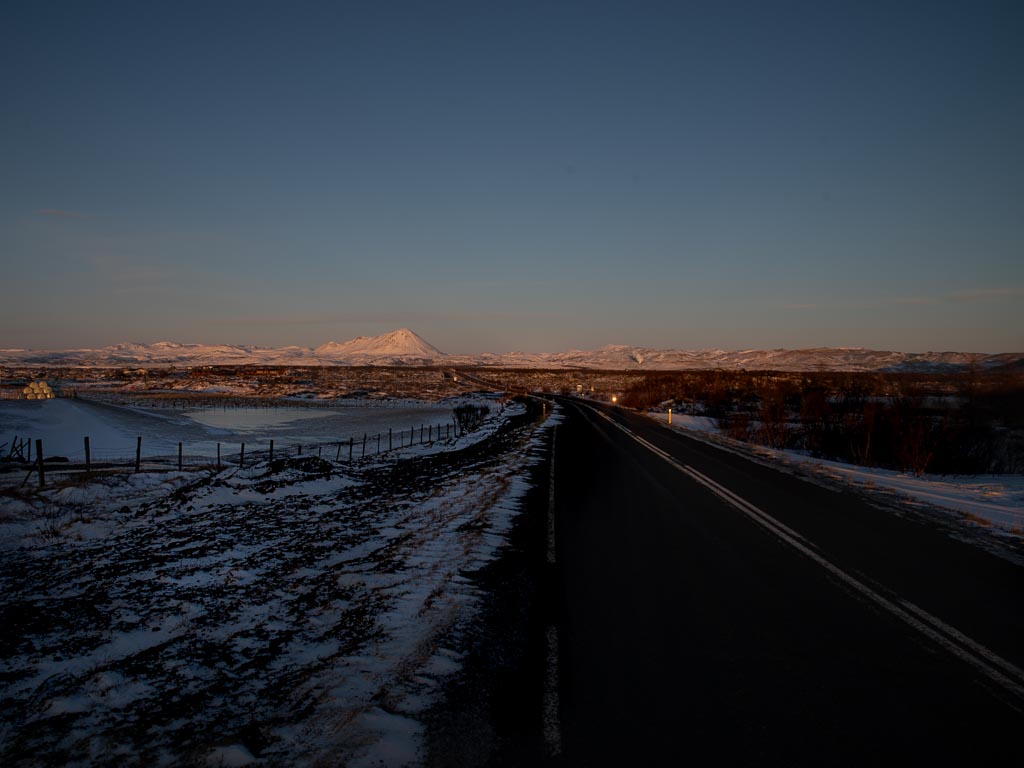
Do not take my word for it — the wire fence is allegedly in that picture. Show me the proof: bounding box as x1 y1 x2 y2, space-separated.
1 418 474 489
72 391 451 411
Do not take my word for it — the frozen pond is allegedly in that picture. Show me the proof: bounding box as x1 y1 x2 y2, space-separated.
0 398 465 461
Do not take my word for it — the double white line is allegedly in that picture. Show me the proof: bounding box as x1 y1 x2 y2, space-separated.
583 404 1024 706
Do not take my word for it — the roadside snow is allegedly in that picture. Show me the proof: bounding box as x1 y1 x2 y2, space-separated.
653 412 720 435
649 411 1024 535
775 455 1024 531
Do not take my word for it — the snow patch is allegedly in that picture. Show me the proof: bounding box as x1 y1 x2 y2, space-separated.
650 411 1024 534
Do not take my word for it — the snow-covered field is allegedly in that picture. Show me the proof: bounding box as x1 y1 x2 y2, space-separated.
0 398 480 462
0 401 555 766
649 412 1024 535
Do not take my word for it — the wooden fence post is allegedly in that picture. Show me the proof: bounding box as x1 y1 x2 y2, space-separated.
362 433 367 457
240 443 245 468
336 442 342 461
377 433 381 453
36 439 44 488
135 436 142 473
269 439 274 463
349 437 353 462
217 442 221 470
178 442 183 471
84 436 91 472
389 428 392 451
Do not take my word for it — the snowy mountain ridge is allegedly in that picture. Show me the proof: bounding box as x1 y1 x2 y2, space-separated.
1 329 1021 372
315 328 443 359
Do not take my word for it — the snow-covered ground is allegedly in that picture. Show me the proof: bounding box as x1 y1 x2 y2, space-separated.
0 397 487 462
0 401 556 766
649 412 1024 535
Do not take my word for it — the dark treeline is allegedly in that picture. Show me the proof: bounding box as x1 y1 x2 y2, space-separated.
621 369 1024 475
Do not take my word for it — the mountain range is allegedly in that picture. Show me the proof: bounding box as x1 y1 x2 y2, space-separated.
1 328 1021 372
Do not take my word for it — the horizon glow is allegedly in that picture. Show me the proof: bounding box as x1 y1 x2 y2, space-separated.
2 1 1022 354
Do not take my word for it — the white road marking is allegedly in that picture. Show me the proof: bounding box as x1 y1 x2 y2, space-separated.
543 424 562 756
547 426 558 565
581 404 1024 705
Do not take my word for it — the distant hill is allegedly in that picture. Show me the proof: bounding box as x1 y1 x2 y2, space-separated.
1 330 1021 372
446 346 1023 372
315 328 443 362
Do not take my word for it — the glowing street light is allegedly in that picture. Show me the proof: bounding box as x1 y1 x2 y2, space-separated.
611 395 618 404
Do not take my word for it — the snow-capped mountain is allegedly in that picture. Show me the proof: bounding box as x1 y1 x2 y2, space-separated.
315 328 443 362
1 330 1020 372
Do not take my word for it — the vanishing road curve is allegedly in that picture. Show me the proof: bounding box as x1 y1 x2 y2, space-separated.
546 397 1024 765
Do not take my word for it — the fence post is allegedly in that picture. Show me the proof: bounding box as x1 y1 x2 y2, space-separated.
428 424 432 443
298 444 302 456
178 442 183 471
84 436 91 472
36 439 44 488
135 436 142 473
349 437 353 462
27 438 32 463
377 433 381 453
420 424 424 444
389 428 392 451
217 442 221 470
362 433 367 457
318 445 322 458
240 443 245 468
269 439 274 463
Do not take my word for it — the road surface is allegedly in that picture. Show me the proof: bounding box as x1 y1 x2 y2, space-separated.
546 397 1024 765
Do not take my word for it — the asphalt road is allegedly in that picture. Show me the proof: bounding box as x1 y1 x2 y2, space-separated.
548 398 1024 765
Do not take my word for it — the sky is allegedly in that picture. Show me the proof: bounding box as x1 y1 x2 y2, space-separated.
2 0 1022 354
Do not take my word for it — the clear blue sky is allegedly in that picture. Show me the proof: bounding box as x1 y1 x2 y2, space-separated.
2 0 1022 353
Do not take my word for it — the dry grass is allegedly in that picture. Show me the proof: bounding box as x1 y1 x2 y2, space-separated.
962 511 993 527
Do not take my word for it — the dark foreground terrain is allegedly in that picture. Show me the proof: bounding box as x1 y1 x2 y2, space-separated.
4 392 1021 765
1 401 553 765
